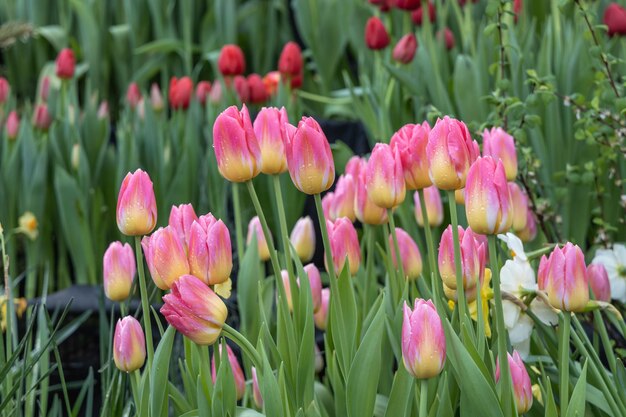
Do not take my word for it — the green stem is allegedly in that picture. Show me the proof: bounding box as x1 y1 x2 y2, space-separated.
222 323 262 371
245 180 281 279
364 225 375 313
418 189 443 312
1 229 15 359
447 191 469 328
272 175 294 280
232 183 245 262
419 379 428 417
559 312 571 414
387 209 406 281
313 193 336 281
130 370 141 414
593 310 617 376
488 235 511 409
135 236 154 371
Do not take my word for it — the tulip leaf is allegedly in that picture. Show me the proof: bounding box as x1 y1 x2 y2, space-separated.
383 367 414 417
151 326 176 417
565 360 587 417
235 408 264 417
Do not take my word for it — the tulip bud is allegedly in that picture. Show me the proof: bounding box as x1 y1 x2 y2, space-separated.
438 28 455 50
251 367 263 408
508 182 528 233
517 209 537 243
365 17 390 50
390 122 431 190
281 270 294 311
402 299 446 379
248 74 268 104
254 107 290 174
322 192 335 221
366 143 406 208
211 344 246 400
414 187 443 227
587 264 611 302
97 101 109 119
427 116 479 190
116 169 157 236
169 77 193 110
314 288 330 330
113 316 146 373
5 111 19 140
150 83 164 112
464 156 513 235
218 45 246 76
538 243 588 312
247 216 271 261
71 143 80 171
513 0 523 21
411 2 435 25
394 0 419 10
327 217 361 276
389 228 423 280
355 166 388 225
345 155 363 179
188 216 232 285
168 204 199 251
286 117 335 194
290 216 316 263
213 105 261 182
103 241 135 301
161 274 227 345
496 351 533 414
331 174 356 221
32 104 52 131
232 76 249 103
126 83 142 109
305 263 323 312
439 225 485 290
196 81 212 106
209 81 223 104
263 71 281 97
55 48 75 79
604 3 626 37
142 226 190 289
482 127 518 181
393 33 418 64
40 76 50 102
279 42 303 79
0 77 9 104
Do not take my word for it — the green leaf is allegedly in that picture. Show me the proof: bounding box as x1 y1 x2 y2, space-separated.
36 26 68 50
151 326 176 417
383 368 414 417
565 361 587 417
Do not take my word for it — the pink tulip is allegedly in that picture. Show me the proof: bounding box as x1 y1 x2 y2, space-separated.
344 155 363 179
414 187 443 227
126 83 142 109
326 217 361 276
211 344 246 400
366 143 406 208
32 104 52 131
426 116 479 190
0 77 9 103
281 270 294 311
508 182 528 233
587 264 611 302
286 117 335 194
150 83 164 112
464 156 513 235
142 226 190 290
438 225 485 290
116 169 157 236
322 192 335 221
482 127 518 181
40 76 50 102
290 216 316 263
402 299 446 379
538 243 589 312
331 174 356 221
103 241 136 301
196 81 212 106
97 101 109 119
392 33 418 64
604 3 626 37
5 111 19 140
161 274 227 345
188 215 232 285
496 351 533 414
247 216 270 261
213 105 261 182
390 122 431 190
389 228 423 280
251 367 263 408
253 107 290 174
314 288 330 330
55 48 75 79
168 204 199 251
305 263 323 312
517 209 537 243
113 316 146 372
355 165 388 225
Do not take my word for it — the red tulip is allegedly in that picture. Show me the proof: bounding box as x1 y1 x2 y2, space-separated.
279 42 303 78
0 77 10 103
55 48 75 79
604 3 626 36
393 33 418 64
247 74 268 104
126 83 142 109
169 77 193 110
411 2 435 25
233 75 249 103
218 44 246 76
196 81 212 106
365 17 390 50
393 0 420 10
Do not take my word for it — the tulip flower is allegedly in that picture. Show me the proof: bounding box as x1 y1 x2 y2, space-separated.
126 83 142 109
161 274 227 345
0 77 9 103
209 82 223 104
508 182 528 233
402 299 446 379
365 17 390 50
149 83 164 112
5 111 19 140
411 2 435 25
113 316 146 373
394 0 419 10
414 187 443 227
55 48 75 79
587 264 611 302
286 117 335 194
322 192 335 220
32 104 52 131
390 122 431 190
305 263 323 312
196 81 211 106
538 243 588 312
355 167 388 225
103 241 136 301
168 204 198 251
279 42 303 79
251 367 263 408
247 216 271 261
168 77 193 110
188 216 232 285
213 105 261 182
427 116 479 190
483 127 518 181
496 351 533 414
327 218 361 276
389 228 423 280
253 107 290 174
247 74 268 104
218 44 246 76
331 174 356 221
116 169 157 236
366 143 406 208
392 33 418 64
281 270 294 310
464 156 513 235
142 226 189 289
290 216 316 263
345 155 363 179
39 76 50 102
314 288 330 330
604 3 626 37
263 71 281 97
438 28 455 50
97 101 109 119
211 344 246 400
231 75 248 103
439 225 485 290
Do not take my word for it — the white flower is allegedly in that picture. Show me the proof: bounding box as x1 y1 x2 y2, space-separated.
501 258 536 296
498 232 527 262
592 244 626 303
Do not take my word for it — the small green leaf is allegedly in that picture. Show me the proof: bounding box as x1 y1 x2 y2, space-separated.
565 361 587 417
